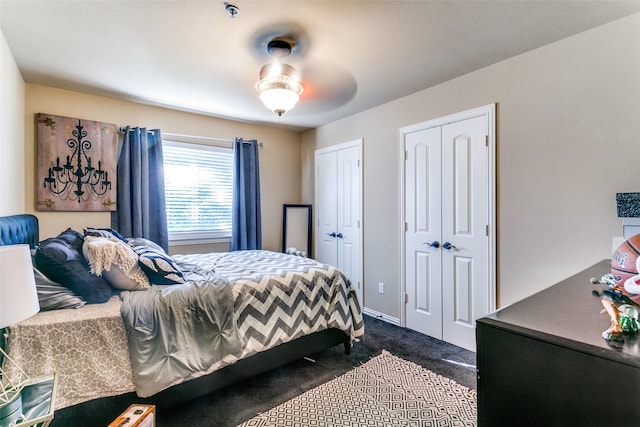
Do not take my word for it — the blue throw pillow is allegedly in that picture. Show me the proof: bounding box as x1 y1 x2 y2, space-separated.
34 229 113 303
129 243 185 285
84 227 127 241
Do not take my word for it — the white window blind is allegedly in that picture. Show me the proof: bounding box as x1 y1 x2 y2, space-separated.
163 140 233 243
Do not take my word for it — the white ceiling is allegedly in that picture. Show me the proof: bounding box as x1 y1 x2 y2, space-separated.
2 1 640 132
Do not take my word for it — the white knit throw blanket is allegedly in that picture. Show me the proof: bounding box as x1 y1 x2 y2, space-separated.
83 236 139 276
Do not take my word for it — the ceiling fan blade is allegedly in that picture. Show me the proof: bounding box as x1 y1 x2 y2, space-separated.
297 61 357 112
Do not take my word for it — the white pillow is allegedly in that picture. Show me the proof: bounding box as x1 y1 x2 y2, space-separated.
82 236 150 291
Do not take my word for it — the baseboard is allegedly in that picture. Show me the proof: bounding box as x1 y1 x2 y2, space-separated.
362 307 401 326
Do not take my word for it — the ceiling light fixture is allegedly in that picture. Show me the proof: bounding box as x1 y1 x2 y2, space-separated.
256 40 303 117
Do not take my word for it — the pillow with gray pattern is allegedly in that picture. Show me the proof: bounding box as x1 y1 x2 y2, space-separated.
33 264 86 311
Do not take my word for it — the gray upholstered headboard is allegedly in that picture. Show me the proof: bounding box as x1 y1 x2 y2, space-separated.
0 214 39 248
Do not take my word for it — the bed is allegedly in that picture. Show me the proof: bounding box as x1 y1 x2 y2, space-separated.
0 214 364 422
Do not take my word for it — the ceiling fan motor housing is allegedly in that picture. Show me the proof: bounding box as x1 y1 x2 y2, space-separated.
267 39 293 58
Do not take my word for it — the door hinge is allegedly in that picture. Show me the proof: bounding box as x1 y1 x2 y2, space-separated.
404 293 408 304
485 135 489 147
404 150 408 161
486 224 489 236
404 222 408 232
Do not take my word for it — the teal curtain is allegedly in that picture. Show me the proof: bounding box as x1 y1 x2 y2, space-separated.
231 138 262 250
111 127 169 251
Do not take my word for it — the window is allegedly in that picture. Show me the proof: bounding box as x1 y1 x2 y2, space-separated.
163 140 233 243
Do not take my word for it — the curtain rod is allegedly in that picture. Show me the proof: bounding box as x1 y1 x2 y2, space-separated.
162 131 233 144
118 127 263 147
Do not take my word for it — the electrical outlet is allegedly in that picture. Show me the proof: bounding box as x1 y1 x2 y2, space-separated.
378 282 384 294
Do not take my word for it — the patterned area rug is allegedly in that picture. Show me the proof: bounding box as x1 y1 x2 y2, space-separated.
238 350 477 426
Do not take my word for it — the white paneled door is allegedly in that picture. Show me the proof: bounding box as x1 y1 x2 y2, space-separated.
316 149 338 266
404 126 443 339
315 140 363 305
402 106 495 352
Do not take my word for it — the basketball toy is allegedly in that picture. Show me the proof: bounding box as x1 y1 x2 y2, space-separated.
611 234 640 285
612 234 640 304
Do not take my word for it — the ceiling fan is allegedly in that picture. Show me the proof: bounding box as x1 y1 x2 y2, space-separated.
250 24 357 117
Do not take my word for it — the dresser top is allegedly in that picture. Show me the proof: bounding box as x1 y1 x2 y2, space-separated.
478 259 640 367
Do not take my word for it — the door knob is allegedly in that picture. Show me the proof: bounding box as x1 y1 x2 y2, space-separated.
336 232 343 238
423 241 440 249
442 242 457 250
327 232 337 237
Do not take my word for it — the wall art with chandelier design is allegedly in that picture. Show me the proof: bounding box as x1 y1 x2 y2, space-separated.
36 113 117 211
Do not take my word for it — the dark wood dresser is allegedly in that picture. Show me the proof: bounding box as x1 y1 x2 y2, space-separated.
476 259 640 427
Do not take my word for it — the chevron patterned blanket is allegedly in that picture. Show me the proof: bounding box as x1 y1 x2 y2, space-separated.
122 250 364 397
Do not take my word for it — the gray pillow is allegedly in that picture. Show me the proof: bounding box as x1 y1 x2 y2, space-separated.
82 236 150 291
33 265 87 311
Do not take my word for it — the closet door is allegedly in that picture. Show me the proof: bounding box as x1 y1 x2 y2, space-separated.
336 145 361 293
441 115 490 350
315 140 363 304
404 126 443 338
316 150 338 266
402 106 494 352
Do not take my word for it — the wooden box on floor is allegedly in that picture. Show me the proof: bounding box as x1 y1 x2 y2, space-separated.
108 404 155 427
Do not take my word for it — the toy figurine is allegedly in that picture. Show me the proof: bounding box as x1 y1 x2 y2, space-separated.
593 271 640 342
618 304 639 333
599 297 622 341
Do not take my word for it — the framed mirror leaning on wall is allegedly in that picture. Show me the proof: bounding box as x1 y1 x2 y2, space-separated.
282 204 312 258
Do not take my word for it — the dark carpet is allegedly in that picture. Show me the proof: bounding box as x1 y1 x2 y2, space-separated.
157 315 476 426
53 315 476 426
